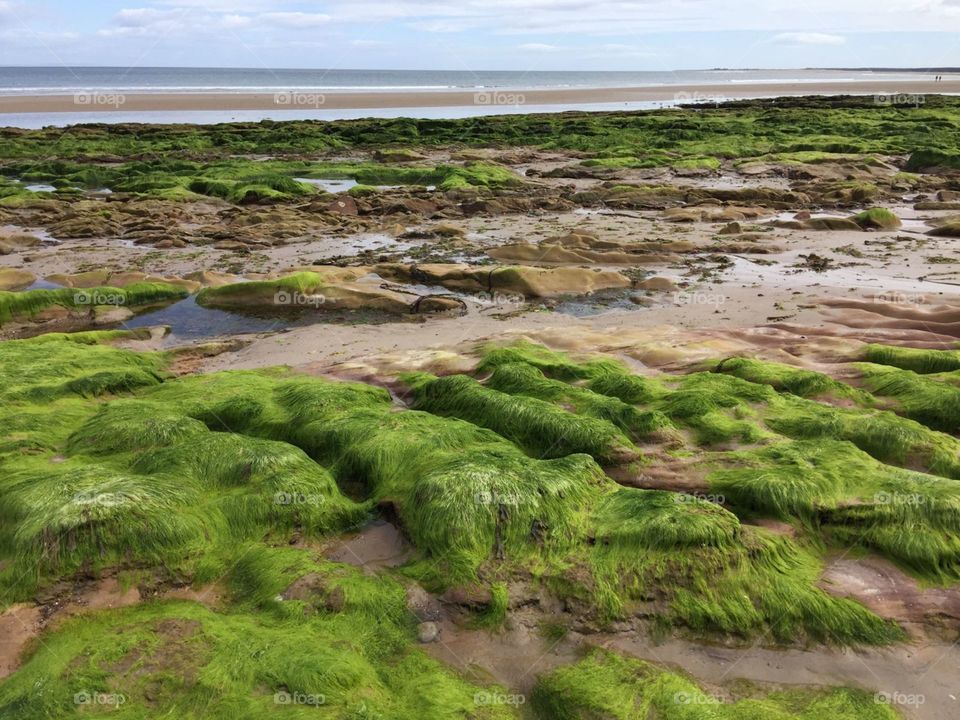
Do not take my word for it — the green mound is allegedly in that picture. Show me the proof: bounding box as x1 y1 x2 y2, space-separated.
532 649 899 720
713 356 869 402
852 208 902 230
865 343 960 374
406 372 638 463
0 552 516 720
0 282 188 325
0 334 947 651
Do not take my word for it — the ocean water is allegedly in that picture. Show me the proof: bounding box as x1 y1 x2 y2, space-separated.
0 66 951 128
0 66 944 95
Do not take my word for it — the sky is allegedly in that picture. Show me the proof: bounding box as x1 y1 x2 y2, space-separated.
0 0 958 71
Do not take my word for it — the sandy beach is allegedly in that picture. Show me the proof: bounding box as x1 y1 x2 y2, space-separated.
1 79 956 114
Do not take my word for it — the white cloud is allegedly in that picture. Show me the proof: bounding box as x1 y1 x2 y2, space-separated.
770 32 847 45
518 42 559 51
221 14 252 29
259 12 331 29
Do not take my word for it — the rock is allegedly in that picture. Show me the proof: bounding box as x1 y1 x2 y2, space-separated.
196 271 415 314
490 266 632 298
0 233 42 254
663 205 768 223
914 202 960 211
213 240 250 251
384 198 439 217
771 220 805 230
432 223 466 238
804 217 863 232
411 295 468 315
636 277 677 292
325 196 359 216
406 585 443 622
793 211 812 221
852 208 901 230
374 148 426 163
417 621 439 644
47 216 120 239
546 231 626 250
441 585 492 607
937 190 960 202
0 268 36 291
183 270 241 288
928 222 960 238
717 222 742 235
47 271 200 293
487 242 682 266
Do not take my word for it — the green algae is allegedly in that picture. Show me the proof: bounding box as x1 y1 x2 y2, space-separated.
0 334 945 658
865 343 960 374
587 488 902 643
0 156 522 203
484 361 673 440
0 96 960 174
532 649 899 720
855 363 960 432
0 553 516 720
852 207 902 230
0 282 188 326
712 357 870 402
406 372 638 462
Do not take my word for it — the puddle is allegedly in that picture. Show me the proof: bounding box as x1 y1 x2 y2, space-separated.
121 294 395 347
295 177 358 192
550 289 642 317
25 279 65 290
325 520 412 572
122 295 304 345
425 612 581 694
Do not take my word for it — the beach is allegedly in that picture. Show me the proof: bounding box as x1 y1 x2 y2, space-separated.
1 79 955 115
3 93 960 719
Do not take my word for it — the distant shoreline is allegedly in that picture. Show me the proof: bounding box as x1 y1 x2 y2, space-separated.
1 79 956 115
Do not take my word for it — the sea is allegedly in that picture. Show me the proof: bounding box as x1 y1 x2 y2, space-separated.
0 66 950 128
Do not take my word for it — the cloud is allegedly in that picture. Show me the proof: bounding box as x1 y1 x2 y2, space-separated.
259 12 331 29
770 32 847 45
518 42 560 51
221 14 252 29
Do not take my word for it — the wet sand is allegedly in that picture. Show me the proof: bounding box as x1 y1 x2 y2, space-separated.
1 80 957 114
